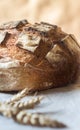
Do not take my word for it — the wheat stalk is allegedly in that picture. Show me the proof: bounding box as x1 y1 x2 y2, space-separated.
0 88 66 128
11 110 66 128
10 96 43 109
0 96 43 117
0 103 66 128
0 102 16 117
0 96 66 128
5 88 31 104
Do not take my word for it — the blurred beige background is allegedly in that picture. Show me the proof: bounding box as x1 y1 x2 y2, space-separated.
0 0 80 41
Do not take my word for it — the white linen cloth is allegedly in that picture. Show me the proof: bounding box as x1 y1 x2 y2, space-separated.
0 76 80 130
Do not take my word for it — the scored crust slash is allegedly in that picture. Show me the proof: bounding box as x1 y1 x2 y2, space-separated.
0 19 80 92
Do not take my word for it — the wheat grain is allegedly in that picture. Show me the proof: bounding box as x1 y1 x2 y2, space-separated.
0 96 66 128
5 88 31 104
10 96 43 109
11 110 66 128
0 101 18 117
0 96 43 117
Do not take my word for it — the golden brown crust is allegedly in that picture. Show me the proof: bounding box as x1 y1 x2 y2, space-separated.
0 20 80 91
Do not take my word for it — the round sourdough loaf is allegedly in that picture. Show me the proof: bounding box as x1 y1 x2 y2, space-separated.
0 20 80 91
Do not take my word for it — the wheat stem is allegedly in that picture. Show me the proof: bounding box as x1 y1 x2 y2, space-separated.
5 88 31 104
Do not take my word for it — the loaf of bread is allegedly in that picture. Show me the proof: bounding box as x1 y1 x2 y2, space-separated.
0 19 80 91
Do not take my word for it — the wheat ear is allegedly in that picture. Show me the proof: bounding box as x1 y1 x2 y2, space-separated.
9 96 43 109
5 88 31 104
11 110 66 128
